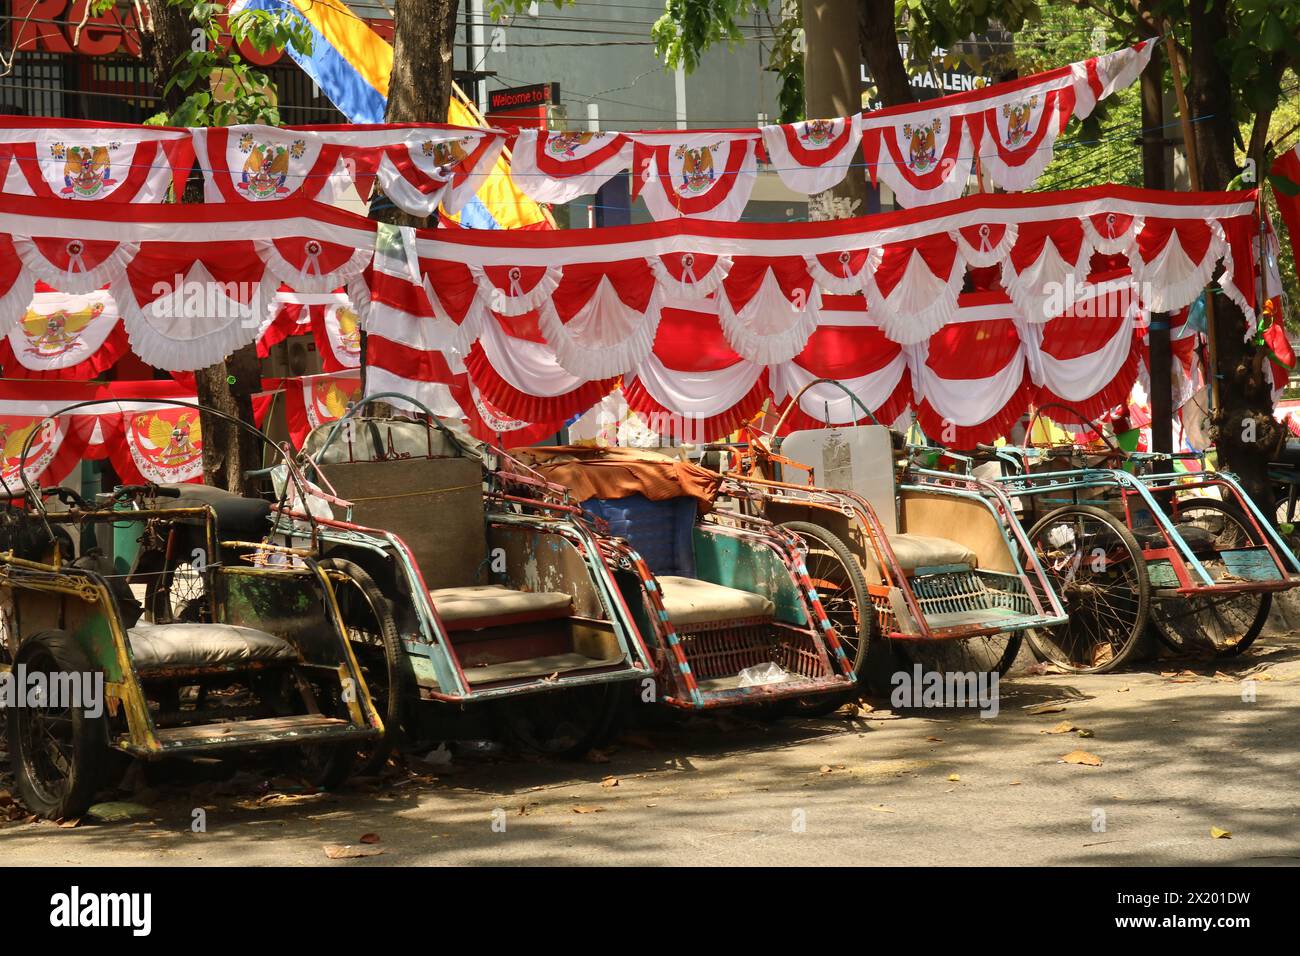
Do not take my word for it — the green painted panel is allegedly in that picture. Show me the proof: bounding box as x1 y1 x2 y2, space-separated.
692 527 807 626
1221 548 1283 582
1146 559 1179 589
72 614 124 682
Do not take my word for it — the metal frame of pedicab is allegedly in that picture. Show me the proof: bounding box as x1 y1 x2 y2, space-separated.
280 394 856 714
0 399 383 816
964 404 1300 663
720 379 1068 658
535 468 858 710
268 394 658 712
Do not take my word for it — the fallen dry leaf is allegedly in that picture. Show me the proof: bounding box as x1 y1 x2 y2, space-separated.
1116 686 1130 693
925 736 943 742
1076 728 1095 738
1041 720 1078 735
57 818 80 829
600 776 620 789
571 805 604 814
947 773 960 782
323 843 384 859
1210 827 1232 839
1025 703 1066 715
359 833 381 844
1009 780 1022 786
1060 750 1102 767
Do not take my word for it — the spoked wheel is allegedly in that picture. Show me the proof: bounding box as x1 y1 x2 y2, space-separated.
8 631 108 819
1025 504 1150 673
321 557 410 776
149 557 208 624
495 683 622 758
1149 499 1272 659
779 521 883 705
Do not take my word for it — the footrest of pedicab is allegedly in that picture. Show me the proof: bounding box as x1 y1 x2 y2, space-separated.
150 715 369 751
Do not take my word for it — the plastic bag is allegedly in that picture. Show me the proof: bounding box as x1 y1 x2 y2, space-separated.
736 662 791 687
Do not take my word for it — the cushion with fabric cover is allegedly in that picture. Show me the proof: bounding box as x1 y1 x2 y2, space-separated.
429 585 572 629
656 576 774 626
886 534 978 573
128 623 298 673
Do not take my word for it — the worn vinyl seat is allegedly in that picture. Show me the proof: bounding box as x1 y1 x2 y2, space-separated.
128 623 298 674
429 584 573 631
656 576 775 626
887 534 978 573
163 484 273 541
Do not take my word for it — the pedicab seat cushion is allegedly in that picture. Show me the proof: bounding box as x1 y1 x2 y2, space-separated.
430 585 573 630
657 576 775 626
887 534 978 573
128 623 298 673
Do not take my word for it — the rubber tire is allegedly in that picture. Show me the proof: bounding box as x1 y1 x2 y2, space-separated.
320 557 411 776
779 520 884 690
1024 504 1151 673
1148 499 1272 659
8 630 108 820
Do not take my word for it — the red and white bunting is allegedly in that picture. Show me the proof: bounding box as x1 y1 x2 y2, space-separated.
284 370 363 446
860 42 1154 207
863 111 973 209
511 130 634 204
864 234 962 344
1 289 122 377
760 115 863 196
0 118 193 203
629 132 761 222
717 257 819 364
538 260 660 379
0 379 200 487
193 123 505 217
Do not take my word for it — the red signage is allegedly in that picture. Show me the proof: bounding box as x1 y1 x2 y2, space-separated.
9 1 393 67
487 83 558 113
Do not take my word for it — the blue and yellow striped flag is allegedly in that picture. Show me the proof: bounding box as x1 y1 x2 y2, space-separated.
230 0 550 229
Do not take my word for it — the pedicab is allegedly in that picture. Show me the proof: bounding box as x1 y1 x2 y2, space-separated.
0 401 382 820
964 405 1300 669
714 380 1068 684
267 395 657 760
508 445 857 714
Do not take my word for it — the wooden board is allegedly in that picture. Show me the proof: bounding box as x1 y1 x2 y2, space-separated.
781 425 898 534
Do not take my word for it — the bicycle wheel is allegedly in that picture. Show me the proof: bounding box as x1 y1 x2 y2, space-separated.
1024 504 1150 672
1149 499 1272 658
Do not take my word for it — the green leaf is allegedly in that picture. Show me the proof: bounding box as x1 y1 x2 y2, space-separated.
1261 14 1289 52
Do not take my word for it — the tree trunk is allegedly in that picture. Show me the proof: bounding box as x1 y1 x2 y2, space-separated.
141 0 193 116
804 1 867 217
379 0 462 228
1187 0 1278 505
144 0 264 493
859 0 912 107
1140 46 1172 454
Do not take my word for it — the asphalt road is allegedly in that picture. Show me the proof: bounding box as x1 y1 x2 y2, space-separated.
2 634 1298 867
